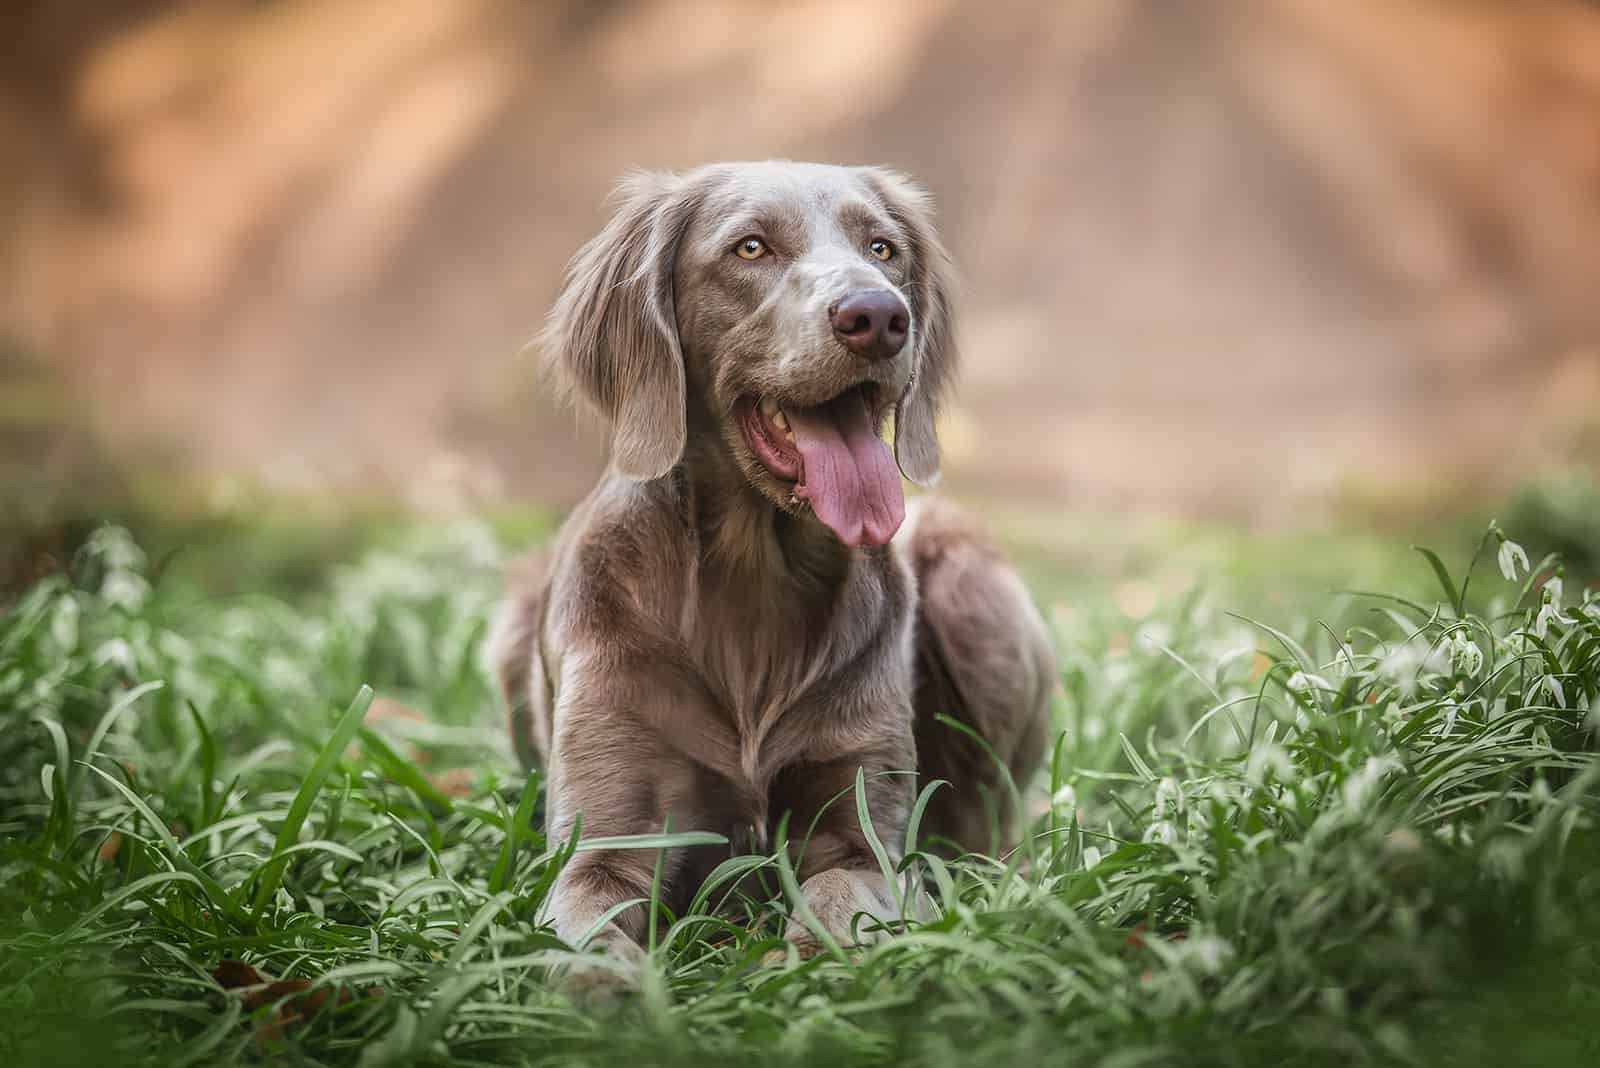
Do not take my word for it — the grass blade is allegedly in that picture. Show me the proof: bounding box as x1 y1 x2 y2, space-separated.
251 684 374 914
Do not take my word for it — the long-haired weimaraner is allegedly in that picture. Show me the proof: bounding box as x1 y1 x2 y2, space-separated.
491 161 1056 978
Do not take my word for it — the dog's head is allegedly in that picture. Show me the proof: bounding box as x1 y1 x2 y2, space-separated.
544 161 956 548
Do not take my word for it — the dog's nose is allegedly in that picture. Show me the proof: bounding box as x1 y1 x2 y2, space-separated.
830 289 909 362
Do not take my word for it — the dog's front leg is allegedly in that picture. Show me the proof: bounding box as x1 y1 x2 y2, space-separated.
772 747 917 957
537 651 732 987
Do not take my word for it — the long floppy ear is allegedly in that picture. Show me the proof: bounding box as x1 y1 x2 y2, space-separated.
863 168 957 488
542 171 697 480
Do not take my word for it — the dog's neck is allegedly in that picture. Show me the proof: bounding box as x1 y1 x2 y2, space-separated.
677 430 857 597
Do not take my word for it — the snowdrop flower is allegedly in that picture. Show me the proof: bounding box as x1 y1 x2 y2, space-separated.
1154 776 1181 815
1287 671 1330 698
1144 820 1176 846
1082 845 1103 870
1052 783 1077 809
1378 643 1427 698
1533 591 1573 640
1341 755 1402 811
100 570 151 613
92 638 138 674
1246 742 1295 785
1447 630 1483 676
1543 674 1567 708
1497 538 1529 582
49 596 80 653
1436 699 1459 738
1178 934 1235 976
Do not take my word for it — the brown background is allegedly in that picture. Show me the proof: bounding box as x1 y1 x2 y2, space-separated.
4 0 1598 518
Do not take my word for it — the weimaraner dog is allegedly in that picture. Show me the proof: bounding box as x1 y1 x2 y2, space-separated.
492 161 1055 975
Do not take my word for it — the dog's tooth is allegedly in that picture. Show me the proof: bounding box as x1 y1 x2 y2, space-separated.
760 397 779 418
771 408 789 432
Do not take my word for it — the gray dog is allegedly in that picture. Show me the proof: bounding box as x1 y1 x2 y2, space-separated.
492 161 1056 972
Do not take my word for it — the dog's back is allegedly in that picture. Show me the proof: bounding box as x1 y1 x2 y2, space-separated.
900 497 1056 853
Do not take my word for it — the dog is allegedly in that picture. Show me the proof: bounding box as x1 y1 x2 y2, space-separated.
491 161 1056 971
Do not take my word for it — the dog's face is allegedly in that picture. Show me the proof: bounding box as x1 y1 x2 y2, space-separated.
544 162 956 547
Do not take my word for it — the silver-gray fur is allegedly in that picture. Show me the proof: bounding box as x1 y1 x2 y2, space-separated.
490 161 1056 974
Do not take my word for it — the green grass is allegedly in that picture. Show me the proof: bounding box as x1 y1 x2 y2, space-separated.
2 513 1599 1067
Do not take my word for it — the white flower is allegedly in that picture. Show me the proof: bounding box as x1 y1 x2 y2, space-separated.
92 638 138 674
1287 671 1330 697
49 596 80 652
1052 783 1077 808
1497 539 1530 582
1378 642 1434 698
1447 630 1483 676
100 570 151 612
1437 699 1459 738
1341 755 1402 811
1532 723 1553 750
1533 598 1572 640
1082 846 1103 869
1178 934 1234 976
1246 742 1295 785
1154 776 1181 815
1544 674 1567 708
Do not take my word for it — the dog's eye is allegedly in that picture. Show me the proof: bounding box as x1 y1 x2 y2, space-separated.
734 237 768 260
869 238 895 261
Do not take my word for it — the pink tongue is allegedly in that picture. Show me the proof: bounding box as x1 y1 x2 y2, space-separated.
786 389 905 547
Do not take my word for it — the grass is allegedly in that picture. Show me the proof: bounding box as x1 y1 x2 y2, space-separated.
2 506 1599 1067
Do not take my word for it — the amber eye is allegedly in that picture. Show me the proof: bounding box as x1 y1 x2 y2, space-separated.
869 238 895 261
735 237 768 260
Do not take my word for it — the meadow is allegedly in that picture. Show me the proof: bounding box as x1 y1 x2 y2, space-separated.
2 481 1598 1067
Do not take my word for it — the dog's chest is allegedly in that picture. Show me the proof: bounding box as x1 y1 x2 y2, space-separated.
691 590 817 724
685 570 865 782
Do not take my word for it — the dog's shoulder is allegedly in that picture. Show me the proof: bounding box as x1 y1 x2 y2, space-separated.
546 473 695 644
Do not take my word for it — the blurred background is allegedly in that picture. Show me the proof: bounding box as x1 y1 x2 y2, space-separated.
3 0 1599 591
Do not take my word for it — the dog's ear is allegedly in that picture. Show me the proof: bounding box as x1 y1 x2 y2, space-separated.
543 171 698 481
864 169 957 488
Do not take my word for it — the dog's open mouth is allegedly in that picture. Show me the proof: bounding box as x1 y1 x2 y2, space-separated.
738 384 904 548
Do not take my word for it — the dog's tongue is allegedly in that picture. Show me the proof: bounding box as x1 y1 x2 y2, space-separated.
787 389 905 547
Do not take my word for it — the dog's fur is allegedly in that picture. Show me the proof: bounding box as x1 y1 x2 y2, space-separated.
491 161 1055 965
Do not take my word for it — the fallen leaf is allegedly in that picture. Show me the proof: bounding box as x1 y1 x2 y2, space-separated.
368 696 426 724
213 959 265 989
213 959 363 1042
428 767 476 798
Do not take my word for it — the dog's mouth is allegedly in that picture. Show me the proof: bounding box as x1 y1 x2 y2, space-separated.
737 383 904 548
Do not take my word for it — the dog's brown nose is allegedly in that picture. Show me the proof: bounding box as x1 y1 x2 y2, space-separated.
830 289 909 362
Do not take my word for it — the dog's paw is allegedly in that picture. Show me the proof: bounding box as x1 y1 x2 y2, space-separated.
760 935 825 968
555 929 646 1007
